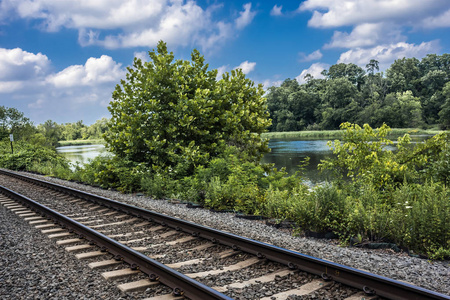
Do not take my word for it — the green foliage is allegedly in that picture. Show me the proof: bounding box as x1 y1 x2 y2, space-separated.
267 54 450 131
0 105 36 141
74 155 143 193
319 123 449 190
35 118 109 145
388 182 450 257
0 141 71 174
106 41 270 175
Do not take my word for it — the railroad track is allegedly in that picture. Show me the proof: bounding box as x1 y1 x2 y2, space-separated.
0 169 448 300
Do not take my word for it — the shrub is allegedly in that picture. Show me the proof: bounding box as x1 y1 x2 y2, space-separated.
389 182 450 257
0 142 71 174
76 155 143 192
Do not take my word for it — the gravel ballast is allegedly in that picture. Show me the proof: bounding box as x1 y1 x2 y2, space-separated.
0 203 132 299
1 170 449 298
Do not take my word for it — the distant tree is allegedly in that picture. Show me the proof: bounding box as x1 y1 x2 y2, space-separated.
37 120 62 147
386 57 421 94
439 82 450 129
86 118 109 139
322 63 365 89
366 59 379 75
106 41 271 175
0 106 35 141
61 120 86 141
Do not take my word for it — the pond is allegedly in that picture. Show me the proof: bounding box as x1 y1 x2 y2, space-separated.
260 138 334 183
56 144 107 166
56 140 334 182
57 135 432 183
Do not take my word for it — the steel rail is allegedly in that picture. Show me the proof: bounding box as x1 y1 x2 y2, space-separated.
0 184 232 300
1 169 449 300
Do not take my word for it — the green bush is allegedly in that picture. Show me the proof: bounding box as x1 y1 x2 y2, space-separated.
0 142 71 174
263 185 308 222
389 182 450 257
141 171 180 199
75 155 143 192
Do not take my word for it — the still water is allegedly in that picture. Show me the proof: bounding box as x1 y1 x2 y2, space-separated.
57 136 431 182
56 144 107 166
261 139 334 183
57 140 334 182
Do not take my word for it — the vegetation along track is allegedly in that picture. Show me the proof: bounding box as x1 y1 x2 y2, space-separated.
0 169 448 300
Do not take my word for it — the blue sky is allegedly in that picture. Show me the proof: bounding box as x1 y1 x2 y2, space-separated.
1 0 449 125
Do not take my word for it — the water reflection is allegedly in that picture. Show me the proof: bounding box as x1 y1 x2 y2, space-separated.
56 135 432 183
261 139 334 183
261 135 432 183
56 144 107 165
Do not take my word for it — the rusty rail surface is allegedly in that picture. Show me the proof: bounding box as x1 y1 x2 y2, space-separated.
1 169 449 300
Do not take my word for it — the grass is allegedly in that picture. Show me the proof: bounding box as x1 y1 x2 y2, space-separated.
262 128 443 140
57 139 105 147
262 130 343 139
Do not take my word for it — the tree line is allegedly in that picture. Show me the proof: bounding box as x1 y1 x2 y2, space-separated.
267 54 450 132
0 106 108 147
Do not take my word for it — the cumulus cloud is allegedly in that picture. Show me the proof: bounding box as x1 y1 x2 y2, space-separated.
235 3 256 29
234 60 256 74
0 48 50 81
298 0 449 28
47 55 125 88
270 5 283 16
261 79 282 89
299 49 323 62
216 65 229 79
0 47 125 124
28 99 45 109
0 48 50 93
295 63 329 84
297 1 449 69
325 23 405 49
2 0 257 51
133 51 149 62
338 41 440 70
422 9 450 28
216 60 256 78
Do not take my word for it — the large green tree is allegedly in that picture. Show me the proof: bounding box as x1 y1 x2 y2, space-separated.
106 41 271 175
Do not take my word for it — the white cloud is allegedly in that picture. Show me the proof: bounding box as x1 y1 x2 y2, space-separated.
28 99 45 109
0 81 23 93
234 60 256 74
235 3 256 29
47 55 125 88
0 48 50 93
4 0 166 31
270 5 283 16
216 65 229 79
298 0 449 28
338 41 440 70
195 21 234 53
299 49 323 62
325 23 405 49
2 0 256 51
261 79 282 89
216 60 256 78
422 9 450 28
133 51 148 62
0 48 50 81
297 1 449 70
296 63 329 84
0 47 124 124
